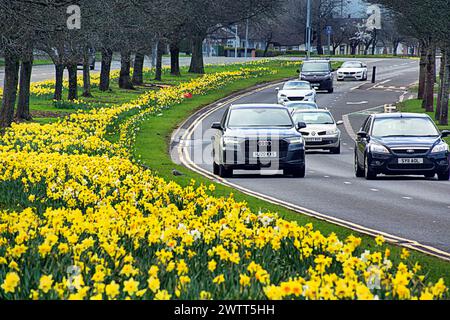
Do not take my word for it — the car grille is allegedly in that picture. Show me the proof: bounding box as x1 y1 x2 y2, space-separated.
242 139 289 161
288 97 304 102
390 148 430 156
344 72 356 75
300 131 326 136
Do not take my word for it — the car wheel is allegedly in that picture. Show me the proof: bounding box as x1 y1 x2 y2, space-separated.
364 155 377 180
437 169 450 181
328 88 334 93
355 152 365 177
287 166 306 178
213 162 220 175
424 173 435 179
219 165 233 178
330 143 341 154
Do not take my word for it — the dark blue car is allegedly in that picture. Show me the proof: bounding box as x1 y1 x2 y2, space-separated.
355 113 450 180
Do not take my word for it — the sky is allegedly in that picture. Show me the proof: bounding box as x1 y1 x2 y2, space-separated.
344 0 369 18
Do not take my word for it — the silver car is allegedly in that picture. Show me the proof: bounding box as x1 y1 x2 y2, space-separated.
292 109 343 154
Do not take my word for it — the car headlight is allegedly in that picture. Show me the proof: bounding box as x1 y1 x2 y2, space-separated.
431 143 449 153
223 137 240 146
326 129 339 135
286 137 304 145
370 143 390 154
305 92 313 97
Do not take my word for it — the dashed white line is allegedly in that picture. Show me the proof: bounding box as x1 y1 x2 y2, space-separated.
370 189 380 192
402 197 413 200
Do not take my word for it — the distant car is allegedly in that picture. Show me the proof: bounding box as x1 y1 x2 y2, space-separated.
291 109 343 154
276 81 317 105
211 104 307 178
285 101 319 113
355 113 450 180
337 61 368 81
299 60 335 93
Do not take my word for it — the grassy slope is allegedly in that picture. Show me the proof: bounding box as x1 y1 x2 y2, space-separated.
133 63 450 284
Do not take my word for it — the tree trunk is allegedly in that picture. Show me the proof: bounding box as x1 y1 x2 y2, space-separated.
371 29 378 55
422 44 435 112
82 49 92 98
119 50 134 89
54 64 64 100
393 42 399 56
439 49 450 126
189 35 205 74
0 51 20 128
155 41 164 81
436 49 445 121
132 51 145 85
67 63 78 101
15 53 34 121
418 43 427 99
99 48 113 91
170 43 181 76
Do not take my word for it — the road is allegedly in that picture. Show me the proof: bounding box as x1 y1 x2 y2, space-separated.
173 58 450 256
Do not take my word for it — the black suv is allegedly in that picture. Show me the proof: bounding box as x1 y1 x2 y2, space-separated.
211 104 307 178
299 60 335 93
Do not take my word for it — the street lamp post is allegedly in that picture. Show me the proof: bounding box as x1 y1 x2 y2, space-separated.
235 25 238 59
245 19 249 59
306 0 311 60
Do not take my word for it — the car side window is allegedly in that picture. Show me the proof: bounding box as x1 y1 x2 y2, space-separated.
363 117 372 133
221 109 229 127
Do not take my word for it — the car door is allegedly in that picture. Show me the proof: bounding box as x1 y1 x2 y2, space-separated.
356 116 372 165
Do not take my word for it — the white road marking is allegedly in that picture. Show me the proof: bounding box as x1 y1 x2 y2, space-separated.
344 181 352 185
370 189 380 192
346 101 369 105
402 197 413 200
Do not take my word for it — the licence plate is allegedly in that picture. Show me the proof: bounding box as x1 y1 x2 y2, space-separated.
253 152 277 158
305 137 323 142
398 158 424 164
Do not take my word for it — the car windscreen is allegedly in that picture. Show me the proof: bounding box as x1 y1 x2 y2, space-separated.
302 63 329 72
287 103 317 110
283 82 311 90
228 108 293 128
342 62 363 68
292 112 334 125
371 117 440 137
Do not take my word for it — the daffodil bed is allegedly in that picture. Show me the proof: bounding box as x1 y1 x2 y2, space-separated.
0 60 448 300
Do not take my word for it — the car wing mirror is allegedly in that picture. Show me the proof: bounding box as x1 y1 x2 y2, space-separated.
441 130 450 138
296 69 300 74
336 120 344 126
357 131 368 139
296 122 307 130
275 87 280 91
211 122 223 131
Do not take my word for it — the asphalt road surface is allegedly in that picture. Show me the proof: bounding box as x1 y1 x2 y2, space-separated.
174 58 450 254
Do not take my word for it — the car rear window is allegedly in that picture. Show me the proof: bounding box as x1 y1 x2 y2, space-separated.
293 112 334 124
228 108 293 128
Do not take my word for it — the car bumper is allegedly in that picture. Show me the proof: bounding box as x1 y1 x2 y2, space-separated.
368 152 450 175
305 136 340 149
221 145 305 170
300 77 333 90
337 73 364 80
278 96 315 104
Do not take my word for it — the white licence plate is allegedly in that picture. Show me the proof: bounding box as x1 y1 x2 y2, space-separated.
253 152 277 158
398 158 424 164
305 137 323 142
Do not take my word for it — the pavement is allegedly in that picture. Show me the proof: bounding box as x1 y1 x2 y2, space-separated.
171 58 450 255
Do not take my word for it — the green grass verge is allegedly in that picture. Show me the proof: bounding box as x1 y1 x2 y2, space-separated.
282 54 418 60
398 99 450 144
0 59 54 67
132 63 450 284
